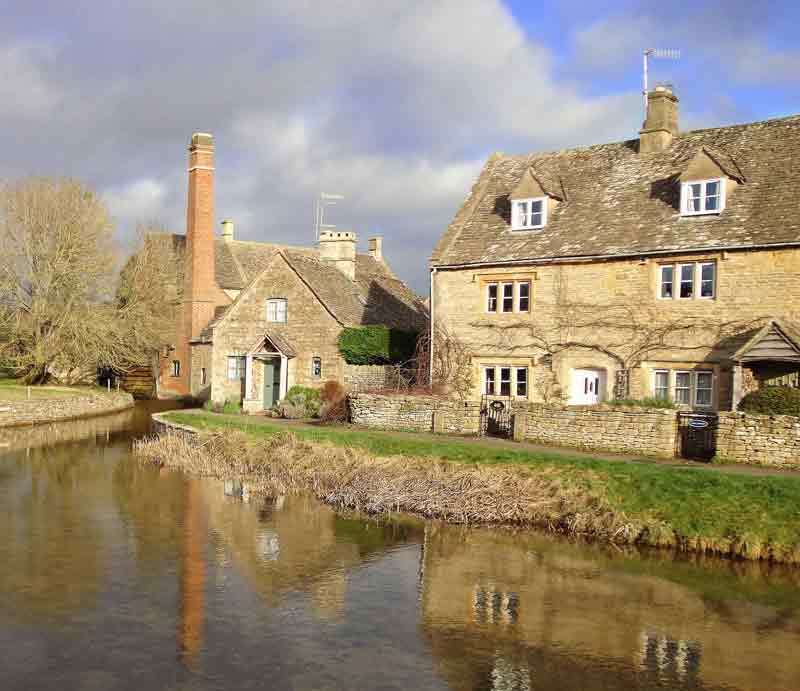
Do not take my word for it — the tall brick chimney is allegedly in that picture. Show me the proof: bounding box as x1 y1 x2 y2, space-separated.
639 86 679 153
184 132 216 339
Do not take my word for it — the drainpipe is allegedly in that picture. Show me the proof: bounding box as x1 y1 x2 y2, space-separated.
429 268 436 387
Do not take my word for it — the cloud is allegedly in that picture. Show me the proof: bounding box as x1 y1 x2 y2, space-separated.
0 40 61 120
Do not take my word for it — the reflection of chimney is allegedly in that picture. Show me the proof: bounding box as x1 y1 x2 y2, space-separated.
639 86 679 153
319 230 357 281
221 219 234 242
178 478 206 670
368 236 383 263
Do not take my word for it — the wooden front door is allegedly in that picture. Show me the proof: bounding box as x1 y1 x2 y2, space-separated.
262 359 281 409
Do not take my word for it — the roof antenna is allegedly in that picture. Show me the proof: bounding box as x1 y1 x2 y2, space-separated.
643 48 680 117
314 192 344 241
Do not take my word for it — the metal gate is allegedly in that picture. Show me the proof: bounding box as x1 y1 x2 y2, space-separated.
480 396 512 438
677 412 718 461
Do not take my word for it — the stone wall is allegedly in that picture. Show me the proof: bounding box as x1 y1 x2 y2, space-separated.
0 391 134 428
348 393 677 457
716 413 800 468
343 364 403 392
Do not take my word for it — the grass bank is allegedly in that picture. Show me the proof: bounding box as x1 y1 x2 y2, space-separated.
0 378 88 402
154 412 800 564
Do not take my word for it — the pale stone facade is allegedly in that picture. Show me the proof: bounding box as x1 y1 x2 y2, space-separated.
432 246 800 410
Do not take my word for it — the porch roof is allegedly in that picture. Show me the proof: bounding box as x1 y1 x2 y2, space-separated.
732 320 800 364
248 329 297 358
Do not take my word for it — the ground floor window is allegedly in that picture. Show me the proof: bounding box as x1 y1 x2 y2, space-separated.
200 367 207 386
311 357 322 379
483 365 528 398
171 360 180 377
652 368 714 407
227 355 246 381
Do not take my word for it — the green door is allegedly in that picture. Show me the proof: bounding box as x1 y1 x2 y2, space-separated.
262 360 281 409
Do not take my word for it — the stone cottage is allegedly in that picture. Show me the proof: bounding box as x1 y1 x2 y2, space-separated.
430 87 800 411
155 133 427 408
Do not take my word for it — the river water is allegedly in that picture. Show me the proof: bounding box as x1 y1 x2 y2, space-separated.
1 402 799 690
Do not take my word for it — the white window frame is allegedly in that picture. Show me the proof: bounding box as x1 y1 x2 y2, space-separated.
659 369 715 408
653 369 670 401
311 356 322 379
486 283 498 313
657 261 716 301
485 280 532 314
517 281 531 313
483 365 530 399
694 371 714 408
171 360 180 377
227 355 246 381
680 178 726 216
511 196 548 230
674 370 692 406
266 298 287 323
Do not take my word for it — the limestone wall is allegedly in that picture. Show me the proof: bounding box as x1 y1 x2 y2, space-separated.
716 413 800 468
0 391 134 428
343 364 404 392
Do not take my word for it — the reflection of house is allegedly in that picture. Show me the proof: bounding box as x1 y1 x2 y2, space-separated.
419 525 800 691
430 87 800 410
154 133 427 404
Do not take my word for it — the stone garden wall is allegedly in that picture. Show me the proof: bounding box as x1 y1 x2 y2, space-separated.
0 391 134 428
716 413 800 468
342 364 404 392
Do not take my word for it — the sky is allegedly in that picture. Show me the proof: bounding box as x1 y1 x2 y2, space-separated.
1 0 799 292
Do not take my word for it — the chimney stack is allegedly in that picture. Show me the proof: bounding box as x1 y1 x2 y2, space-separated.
221 219 234 242
639 86 679 153
184 132 216 339
368 236 383 262
319 230 357 281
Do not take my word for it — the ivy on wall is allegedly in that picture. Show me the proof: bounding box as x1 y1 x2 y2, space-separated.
337 326 418 365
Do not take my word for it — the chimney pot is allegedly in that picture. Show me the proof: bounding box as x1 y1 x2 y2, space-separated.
368 236 383 262
221 219 234 241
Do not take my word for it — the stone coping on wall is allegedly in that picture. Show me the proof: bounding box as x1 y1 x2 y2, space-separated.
0 390 135 429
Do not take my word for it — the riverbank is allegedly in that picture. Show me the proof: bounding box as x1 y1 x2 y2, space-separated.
0 379 134 428
142 412 800 564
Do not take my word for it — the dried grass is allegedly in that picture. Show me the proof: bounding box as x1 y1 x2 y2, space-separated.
133 430 800 564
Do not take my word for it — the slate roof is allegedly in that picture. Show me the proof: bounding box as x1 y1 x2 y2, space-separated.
161 235 428 340
431 114 800 267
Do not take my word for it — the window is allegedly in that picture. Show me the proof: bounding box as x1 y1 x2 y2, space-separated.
517 282 530 312
501 283 514 313
484 365 530 399
171 360 180 377
675 371 691 405
484 367 496 395
200 368 207 386
266 298 287 323
695 371 713 407
499 367 512 396
487 284 498 312
658 262 715 301
311 357 322 379
515 367 528 397
512 197 547 230
654 370 669 400
485 280 532 313
227 356 246 381
679 263 694 299
660 266 674 299
681 178 725 216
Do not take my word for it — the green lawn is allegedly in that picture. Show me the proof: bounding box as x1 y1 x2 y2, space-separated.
164 412 800 550
0 378 90 402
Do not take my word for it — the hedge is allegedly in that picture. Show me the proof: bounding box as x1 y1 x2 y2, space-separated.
337 326 418 365
739 386 800 416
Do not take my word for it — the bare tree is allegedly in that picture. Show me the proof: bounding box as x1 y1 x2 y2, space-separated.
0 178 173 384
414 324 474 399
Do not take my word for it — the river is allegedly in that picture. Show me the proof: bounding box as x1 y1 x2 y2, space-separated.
1 402 799 690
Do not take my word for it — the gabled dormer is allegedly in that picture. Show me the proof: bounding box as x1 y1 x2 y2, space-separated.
509 166 564 231
679 146 745 217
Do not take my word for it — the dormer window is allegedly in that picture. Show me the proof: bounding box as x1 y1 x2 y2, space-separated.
681 178 725 216
512 197 547 230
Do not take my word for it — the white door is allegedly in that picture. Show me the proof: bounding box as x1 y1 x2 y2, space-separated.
570 369 603 405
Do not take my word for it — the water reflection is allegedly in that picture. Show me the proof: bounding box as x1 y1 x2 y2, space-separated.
1 405 799 690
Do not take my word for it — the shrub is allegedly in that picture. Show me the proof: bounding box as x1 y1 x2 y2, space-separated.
277 386 322 419
739 386 800 416
607 397 677 410
222 398 242 415
337 326 417 365
319 379 348 423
